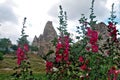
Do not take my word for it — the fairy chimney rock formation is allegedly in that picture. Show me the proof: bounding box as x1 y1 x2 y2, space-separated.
94 22 109 40
32 21 57 59
43 21 57 42
32 35 38 46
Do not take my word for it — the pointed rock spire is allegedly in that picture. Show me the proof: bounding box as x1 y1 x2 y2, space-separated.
32 35 38 46
43 21 57 42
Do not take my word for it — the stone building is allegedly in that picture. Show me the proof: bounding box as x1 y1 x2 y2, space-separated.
32 21 58 59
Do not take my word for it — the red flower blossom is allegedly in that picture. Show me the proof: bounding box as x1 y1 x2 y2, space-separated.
63 54 69 61
46 61 53 73
108 67 120 80
87 27 99 52
91 45 98 52
24 44 29 52
16 47 25 65
87 27 98 39
89 38 97 45
55 36 70 63
108 22 118 42
79 56 84 63
91 30 98 39
87 27 92 37
56 54 62 62
80 64 87 70
86 47 90 51
56 42 63 49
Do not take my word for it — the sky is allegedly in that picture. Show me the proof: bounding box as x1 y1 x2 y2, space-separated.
0 0 120 44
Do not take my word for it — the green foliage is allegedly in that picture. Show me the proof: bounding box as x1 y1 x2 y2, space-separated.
58 5 69 36
10 44 18 51
0 52 4 60
89 0 97 29
108 3 118 25
11 60 36 80
45 0 120 80
30 46 38 52
17 17 29 46
11 17 37 80
0 38 12 54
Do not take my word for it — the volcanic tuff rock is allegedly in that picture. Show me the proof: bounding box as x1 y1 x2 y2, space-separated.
32 21 57 59
94 22 109 40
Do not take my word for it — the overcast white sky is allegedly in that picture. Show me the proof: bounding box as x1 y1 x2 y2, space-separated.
0 0 119 44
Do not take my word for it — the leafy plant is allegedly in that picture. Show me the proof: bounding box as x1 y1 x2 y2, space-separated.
0 52 3 60
11 17 36 80
45 0 120 80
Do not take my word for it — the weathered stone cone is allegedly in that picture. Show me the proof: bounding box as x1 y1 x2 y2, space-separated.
32 21 58 61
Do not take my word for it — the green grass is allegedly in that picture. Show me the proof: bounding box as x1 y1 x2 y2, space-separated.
0 74 11 80
0 73 47 80
0 54 46 80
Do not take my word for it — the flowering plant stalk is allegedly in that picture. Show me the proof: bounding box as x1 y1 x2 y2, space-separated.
11 17 36 80
45 0 120 79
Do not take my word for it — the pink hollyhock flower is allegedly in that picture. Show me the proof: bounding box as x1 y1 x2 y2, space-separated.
80 64 87 70
16 47 25 65
108 22 118 42
108 67 120 80
16 47 22 55
56 42 63 54
46 61 53 73
64 49 69 55
90 32 98 45
24 44 29 52
79 56 84 63
91 45 98 52
115 70 120 74
56 54 62 62
86 46 90 51
55 35 70 63
87 27 98 38
91 30 98 39
87 27 99 52
17 58 21 65
87 27 92 37
108 22 113 29
63 54 69 61
89 37 97 45
56 42 63 50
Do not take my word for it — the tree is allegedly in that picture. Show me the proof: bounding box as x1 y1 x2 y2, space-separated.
0 52 3 60
10 44 18 53
0 38 12 54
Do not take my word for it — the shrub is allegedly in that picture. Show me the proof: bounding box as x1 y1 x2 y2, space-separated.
0 52 4 60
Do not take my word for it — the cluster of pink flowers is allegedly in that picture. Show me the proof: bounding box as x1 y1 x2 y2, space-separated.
46 61 53 73
79 56 90 71
16 44 29 65
55 36 70 63
79 56 90 79
86 27 99 52
108 66 120 80
108 22 118 42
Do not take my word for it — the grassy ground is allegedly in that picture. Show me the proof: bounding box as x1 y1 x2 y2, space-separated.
0 73 47 80
0 54 46 80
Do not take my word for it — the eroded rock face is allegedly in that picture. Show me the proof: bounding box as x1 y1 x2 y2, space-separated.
32 35 39 47
32 21 57 60
43 21 57 42
94 22 109 40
